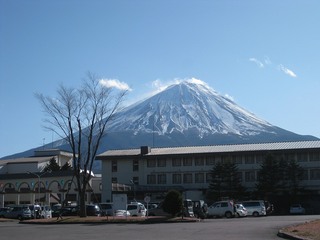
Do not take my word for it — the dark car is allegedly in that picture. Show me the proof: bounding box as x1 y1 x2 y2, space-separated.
86 204 101 216
52 205 79 217
0 207 11 218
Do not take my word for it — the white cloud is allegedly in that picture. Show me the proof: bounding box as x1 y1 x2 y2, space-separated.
99 79 132 91
278 64 297 78
249 58 264 68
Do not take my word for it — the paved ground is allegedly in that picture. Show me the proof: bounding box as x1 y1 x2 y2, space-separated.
0 215 319 240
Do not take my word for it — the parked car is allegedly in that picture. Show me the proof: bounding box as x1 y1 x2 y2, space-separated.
235 203 247 217
147 202 171 217
127 202 146 217
52 205 79 217
289 204 305 215
100 203 114 216
240 200 266 217
114 209 130 217
86 204 101 216
4 205 32 220
192 200 208 219
0 207 11 218
207 201 235 218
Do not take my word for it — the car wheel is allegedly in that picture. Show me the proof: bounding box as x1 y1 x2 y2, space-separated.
225 211 232 218
253 212 259 217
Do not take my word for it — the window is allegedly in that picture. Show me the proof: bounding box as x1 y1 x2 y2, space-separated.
183 173 193 183
172 174 182 184
157 174 166 184
183 157 192 166
195 157 204 166
133 159 139 171
172 157 181 167
206 172 212 183
147 159 156 167
111 160 117 172
157 158 166 167
195 173 204 183
206 156 215 165
111 177 117 183
245 171 256 182
147 175 156 184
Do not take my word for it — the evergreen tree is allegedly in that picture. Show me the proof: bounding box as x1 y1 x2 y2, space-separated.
208 160 245 201
285 159 304 195
43 158 61 172
61 162 72 171
256 154 304 196
256 154 281 194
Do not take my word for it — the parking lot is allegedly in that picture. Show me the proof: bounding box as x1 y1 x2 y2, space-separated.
0 215 319 240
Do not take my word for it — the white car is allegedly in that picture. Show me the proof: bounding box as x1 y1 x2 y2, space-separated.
127 202 146 217
235 204 247 217
290 204 305 214
207 201 235 218
114 209 130 217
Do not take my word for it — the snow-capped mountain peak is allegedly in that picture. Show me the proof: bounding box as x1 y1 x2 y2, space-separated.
107 80 273 138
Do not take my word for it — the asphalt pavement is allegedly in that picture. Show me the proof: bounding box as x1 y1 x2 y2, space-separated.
0 215 319 240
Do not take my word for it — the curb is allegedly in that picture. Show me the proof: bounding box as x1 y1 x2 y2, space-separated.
277 229 309 240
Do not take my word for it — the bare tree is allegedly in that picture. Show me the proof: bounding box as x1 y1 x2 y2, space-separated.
36 72 127 217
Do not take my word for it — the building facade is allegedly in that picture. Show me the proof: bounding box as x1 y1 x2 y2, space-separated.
97 141 320 203
0 150 101 207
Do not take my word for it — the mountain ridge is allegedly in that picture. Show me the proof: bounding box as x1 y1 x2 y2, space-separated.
1 80 318 161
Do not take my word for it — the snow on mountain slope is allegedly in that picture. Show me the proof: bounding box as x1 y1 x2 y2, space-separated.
107 80 274 138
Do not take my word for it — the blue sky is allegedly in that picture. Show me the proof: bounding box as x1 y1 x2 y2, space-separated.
1 0 320 158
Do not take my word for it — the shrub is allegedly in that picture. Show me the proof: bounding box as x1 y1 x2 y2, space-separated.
162 190 183 217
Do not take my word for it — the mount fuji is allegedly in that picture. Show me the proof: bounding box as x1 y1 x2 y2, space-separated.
3 79 317 161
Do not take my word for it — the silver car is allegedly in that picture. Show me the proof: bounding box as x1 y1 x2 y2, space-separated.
4 205 32 220
207 201 235 218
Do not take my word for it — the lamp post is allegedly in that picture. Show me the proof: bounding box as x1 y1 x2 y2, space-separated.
27 171 48 204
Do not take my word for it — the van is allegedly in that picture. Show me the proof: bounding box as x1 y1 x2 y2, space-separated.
127 202 146 217
240 200 266 217
207 201 235 218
